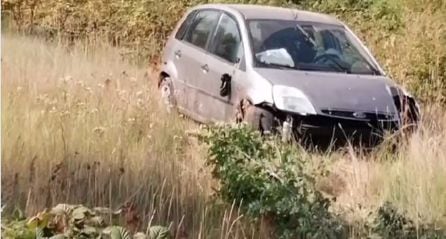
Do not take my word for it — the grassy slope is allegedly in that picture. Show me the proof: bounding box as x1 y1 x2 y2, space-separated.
2 13 446 237
1 34 261 238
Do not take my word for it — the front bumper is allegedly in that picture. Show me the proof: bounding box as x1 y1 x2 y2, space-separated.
281 113 400 146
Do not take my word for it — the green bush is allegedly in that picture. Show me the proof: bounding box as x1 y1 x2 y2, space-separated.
199 124 346 239
198 124 446 238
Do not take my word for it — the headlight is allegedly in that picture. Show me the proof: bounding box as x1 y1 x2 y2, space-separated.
272 85 316 115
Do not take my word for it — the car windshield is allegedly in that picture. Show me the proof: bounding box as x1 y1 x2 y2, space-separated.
248 20 381 75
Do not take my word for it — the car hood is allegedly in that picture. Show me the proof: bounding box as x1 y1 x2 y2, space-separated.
255 68 398 114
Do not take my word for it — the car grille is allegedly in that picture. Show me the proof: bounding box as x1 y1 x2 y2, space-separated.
321 109 394 121
287 111 401 147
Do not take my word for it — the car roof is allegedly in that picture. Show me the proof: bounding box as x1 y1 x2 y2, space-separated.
193 4 343 26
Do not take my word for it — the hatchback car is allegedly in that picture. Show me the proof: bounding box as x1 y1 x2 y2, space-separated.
159 4 420 145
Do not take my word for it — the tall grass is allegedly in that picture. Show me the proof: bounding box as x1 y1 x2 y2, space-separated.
1 33 262 238
328 110 446 230
2 32 446 237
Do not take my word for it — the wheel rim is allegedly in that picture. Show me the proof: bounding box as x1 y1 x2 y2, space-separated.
160 81 173 113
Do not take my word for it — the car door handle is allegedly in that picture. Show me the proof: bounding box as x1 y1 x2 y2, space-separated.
201 64 209 73
174 50 181 59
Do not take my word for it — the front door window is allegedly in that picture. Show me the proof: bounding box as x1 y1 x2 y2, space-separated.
210 14 242 63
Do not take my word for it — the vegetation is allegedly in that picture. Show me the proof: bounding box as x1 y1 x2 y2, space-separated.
1 0 445 102
1 34 258 238
2 0 446 238
199 125 344 238
2 204 171 239
198 125 446 238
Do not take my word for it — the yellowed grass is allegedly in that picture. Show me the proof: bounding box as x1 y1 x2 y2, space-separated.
365 0 446 102
2 32 446 237
328 109 446 229
1 33 262 238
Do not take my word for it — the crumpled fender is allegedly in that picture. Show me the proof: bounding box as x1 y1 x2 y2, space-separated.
242 70 274 106
245 87 274 106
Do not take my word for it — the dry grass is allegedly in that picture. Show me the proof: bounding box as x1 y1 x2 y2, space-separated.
1 33 261 238
2 32 446 238
327 109 446 230
372 1 446 102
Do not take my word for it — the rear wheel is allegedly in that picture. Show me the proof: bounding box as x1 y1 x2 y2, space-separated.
158 77 175 113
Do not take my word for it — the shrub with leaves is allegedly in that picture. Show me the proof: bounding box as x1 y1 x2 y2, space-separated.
199 124 345 239
2 219 35 239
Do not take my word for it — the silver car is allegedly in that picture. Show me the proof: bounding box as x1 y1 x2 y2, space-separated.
159 4 420 144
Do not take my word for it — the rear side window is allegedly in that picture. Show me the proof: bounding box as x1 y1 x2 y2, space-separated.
184 10 221 49
175 10 197 40
210 14 242 63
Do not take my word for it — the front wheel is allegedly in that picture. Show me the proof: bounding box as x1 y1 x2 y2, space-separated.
243 105 274 135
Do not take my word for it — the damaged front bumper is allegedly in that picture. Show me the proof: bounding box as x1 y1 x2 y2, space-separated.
278 112 400 146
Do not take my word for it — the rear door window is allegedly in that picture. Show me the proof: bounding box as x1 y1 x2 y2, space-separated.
175 10 197 40
184 10 221 50
210 13 242 63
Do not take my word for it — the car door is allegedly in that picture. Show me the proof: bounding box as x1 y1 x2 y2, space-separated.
203 13 245 122
163 10 198 110
179 9 222 122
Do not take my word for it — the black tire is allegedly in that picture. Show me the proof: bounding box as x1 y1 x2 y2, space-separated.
244 105 274 135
